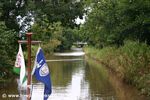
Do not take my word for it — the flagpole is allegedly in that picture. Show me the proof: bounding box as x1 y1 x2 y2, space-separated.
27 32 32 100
18 32 41 100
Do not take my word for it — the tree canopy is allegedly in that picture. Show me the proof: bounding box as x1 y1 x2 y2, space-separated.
80 0 150 48
0 0 85 31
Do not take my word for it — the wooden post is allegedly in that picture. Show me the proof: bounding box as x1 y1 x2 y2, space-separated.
27 32 32 100
18 33 41 100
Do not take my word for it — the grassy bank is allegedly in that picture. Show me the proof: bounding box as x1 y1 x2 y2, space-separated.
84 41 150 96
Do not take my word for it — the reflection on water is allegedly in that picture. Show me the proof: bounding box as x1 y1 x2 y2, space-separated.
0 49 150 100
85 60 117 100
48 55 117 100
48 59 88 100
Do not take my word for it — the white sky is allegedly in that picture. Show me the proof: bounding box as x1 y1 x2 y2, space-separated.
75 15 86 25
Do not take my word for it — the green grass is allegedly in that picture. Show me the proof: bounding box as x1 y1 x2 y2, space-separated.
84 41 150 96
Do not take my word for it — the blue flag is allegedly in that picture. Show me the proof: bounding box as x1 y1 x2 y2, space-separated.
32 47 52 100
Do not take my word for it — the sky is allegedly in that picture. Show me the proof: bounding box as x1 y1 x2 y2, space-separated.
75 15 86 25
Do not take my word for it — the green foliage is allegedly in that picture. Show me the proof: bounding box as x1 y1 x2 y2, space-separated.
80 0 123 47
55 28 75 51
80 0 150 47
31 0 85 28
0 0 27 31
31 18 81 52
0 21 17 78
119 0 150 43
85 41 150 95
0 0 85 43
31 21 63 53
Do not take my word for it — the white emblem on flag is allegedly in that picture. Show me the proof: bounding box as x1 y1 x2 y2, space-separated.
39 63 49 77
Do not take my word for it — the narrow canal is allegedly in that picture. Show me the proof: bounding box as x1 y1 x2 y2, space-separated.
0 48 149 100
47 48 149 100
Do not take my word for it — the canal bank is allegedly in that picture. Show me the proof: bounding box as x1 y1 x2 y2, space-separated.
85 56 150 100
84 42 150 98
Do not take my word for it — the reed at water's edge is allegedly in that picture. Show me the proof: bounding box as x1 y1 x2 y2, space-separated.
84 40 150 96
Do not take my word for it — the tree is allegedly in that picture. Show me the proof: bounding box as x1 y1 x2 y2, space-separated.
119 0 150 44
31 0 85 28
80 0 150 48
31 19 64 53
0 0 28 31
0 21 17 78
55 28 75 51
81 0 122 47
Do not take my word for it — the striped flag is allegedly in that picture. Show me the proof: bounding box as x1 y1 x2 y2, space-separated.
14 44 27 87
13 44 21 75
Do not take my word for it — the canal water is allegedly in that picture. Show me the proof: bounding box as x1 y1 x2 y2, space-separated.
47 48 149 100
0 48 149 100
